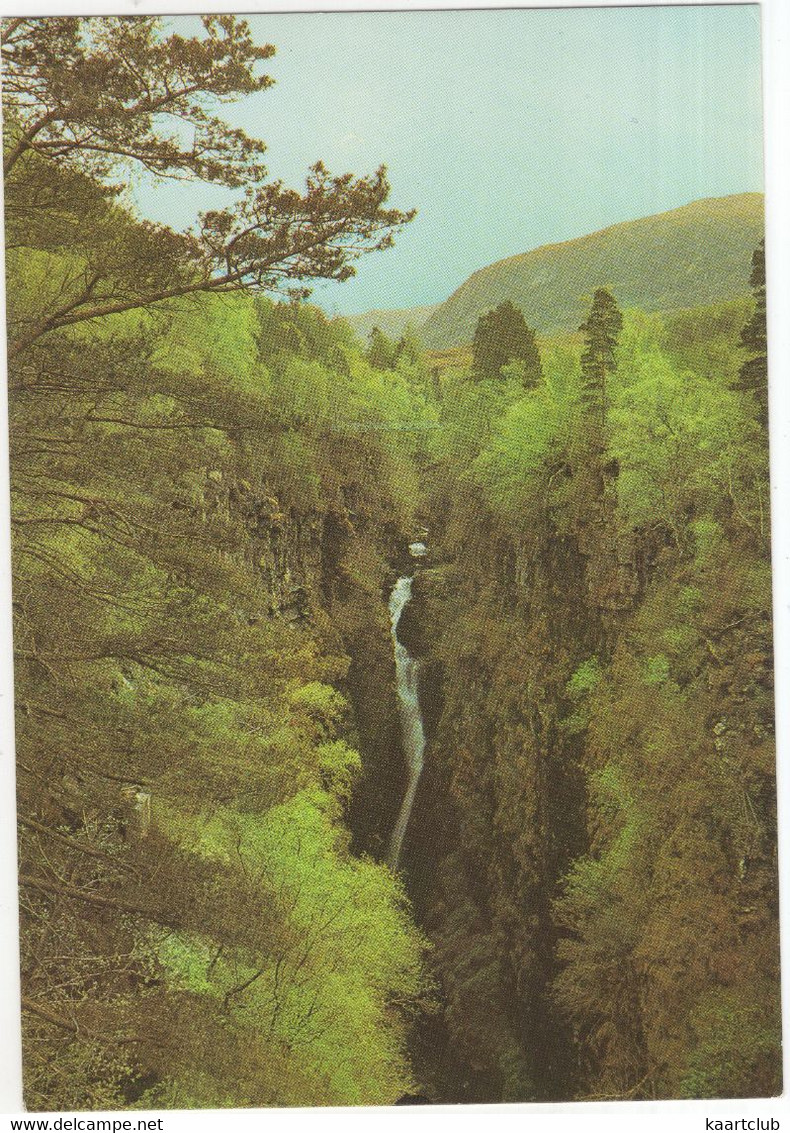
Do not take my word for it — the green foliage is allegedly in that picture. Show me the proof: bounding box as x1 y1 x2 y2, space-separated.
6 91 434 1104
150 793 427 1107
661 299 751 383
579 288 623 436
317 740 362 801
567 656 603 697
472 300 542 385
10 274 434 1104
470 341 583 528
642 653 671 686
419 253 777 1102
2 18 415 356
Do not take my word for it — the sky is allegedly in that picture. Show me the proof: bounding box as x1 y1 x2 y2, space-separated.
133 4 765 316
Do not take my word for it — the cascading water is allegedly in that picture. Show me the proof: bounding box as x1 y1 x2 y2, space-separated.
388 574 426 870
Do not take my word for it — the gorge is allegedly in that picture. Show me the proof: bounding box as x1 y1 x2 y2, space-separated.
9 263 780 1107
3 44 779 1099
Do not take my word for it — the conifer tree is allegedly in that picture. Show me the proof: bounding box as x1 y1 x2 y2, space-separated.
471 300 542 386
1 16 415 357
737 239 768 427
578 288 623 435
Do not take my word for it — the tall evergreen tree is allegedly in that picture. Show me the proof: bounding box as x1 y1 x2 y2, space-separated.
471 300 542 386
737 239 768 427
578 288 623 435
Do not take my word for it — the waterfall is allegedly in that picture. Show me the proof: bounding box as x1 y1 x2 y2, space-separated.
388 575 426 870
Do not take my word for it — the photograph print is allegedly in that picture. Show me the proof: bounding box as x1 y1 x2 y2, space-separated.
1 3 781 1109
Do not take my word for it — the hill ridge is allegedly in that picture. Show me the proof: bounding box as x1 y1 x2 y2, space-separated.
419 192 763 348
460 192 762 280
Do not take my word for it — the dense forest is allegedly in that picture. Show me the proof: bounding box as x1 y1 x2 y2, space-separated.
2 14 781 1110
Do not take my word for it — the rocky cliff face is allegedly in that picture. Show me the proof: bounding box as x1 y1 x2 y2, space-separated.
391 460 691 1102
392 521 598 1101
232 476 410 858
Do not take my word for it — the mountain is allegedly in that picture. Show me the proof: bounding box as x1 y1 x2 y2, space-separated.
342 303 440 343
420 193 763 349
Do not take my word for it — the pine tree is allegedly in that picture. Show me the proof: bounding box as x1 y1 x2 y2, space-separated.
1 16 415 358
1 16 273 181
737 239 768 427
579 288 623 435
471 300 542 386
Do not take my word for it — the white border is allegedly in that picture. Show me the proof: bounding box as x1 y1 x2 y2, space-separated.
0 2 787 1129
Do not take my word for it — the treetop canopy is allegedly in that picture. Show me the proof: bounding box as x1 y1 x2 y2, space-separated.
0 15 416 356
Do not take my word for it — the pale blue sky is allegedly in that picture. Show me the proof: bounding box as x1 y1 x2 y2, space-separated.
133 5 764 315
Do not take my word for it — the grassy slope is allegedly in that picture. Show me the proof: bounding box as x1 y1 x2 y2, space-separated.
420 193 763 349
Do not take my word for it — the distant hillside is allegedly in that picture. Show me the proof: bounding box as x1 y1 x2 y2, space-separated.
343 303 440 344
421 194 763 350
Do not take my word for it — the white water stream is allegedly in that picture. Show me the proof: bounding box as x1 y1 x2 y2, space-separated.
387 575 426 870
